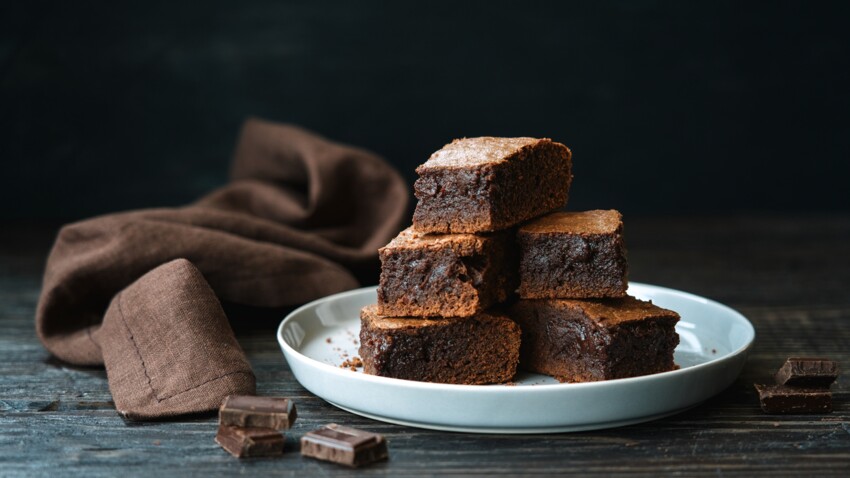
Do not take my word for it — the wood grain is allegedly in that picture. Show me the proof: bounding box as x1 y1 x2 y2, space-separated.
1 216 848 476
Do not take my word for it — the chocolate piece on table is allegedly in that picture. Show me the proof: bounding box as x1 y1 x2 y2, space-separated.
754 384 833 414
413 137 572 233
774 357 839 388
359 304 521 385
300 423 388 467
215 425 285 458
219 395 297 429
377 227 516 318
509 297 680 383
518 210 628 299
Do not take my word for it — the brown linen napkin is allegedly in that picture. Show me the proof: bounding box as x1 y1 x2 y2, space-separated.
35 118 409 419
93 259 256 419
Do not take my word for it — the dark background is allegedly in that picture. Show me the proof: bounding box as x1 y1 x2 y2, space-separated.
2 0 848 221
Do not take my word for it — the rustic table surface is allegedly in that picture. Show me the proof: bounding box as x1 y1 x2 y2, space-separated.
2 215 849 477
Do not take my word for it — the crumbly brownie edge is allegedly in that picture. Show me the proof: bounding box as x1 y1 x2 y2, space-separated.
511 300 608 382
604 317 680 379
412 166 496 233
475 229 518 306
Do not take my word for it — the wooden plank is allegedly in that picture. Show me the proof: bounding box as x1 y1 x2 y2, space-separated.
1 217 849 476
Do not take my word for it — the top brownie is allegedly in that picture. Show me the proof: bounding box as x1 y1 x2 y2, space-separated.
413 137 572 233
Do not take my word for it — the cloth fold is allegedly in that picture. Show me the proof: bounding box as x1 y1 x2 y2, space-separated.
93 259 256 419
35 118 409 418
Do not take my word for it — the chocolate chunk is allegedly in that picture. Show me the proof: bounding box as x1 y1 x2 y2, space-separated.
300 423 388 467
754 384 833 414
219 395 297 429
774 357 839 388
215 425 285 458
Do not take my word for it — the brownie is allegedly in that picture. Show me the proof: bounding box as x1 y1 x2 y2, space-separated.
509 297 679 382
359 304 521 385
518 210 628 299
377 227 516 317
413 137 572 233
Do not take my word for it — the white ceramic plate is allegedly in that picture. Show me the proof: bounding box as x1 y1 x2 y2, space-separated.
277 283 754 434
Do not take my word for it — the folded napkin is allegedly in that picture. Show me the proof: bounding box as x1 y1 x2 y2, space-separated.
35 118 409 419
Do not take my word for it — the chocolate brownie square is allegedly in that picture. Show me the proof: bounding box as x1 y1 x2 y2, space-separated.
518 210 628 299
509 297 679 382
377 227 516 317
359 304 521 385
413 137 572 233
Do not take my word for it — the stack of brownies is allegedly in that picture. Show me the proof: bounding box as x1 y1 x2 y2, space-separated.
358 137 681 385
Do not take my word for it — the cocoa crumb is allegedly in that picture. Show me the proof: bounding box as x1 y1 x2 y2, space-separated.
325 337 332 344
340 356 363 371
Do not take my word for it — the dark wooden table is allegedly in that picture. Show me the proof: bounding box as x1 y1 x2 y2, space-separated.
2 215 849 476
